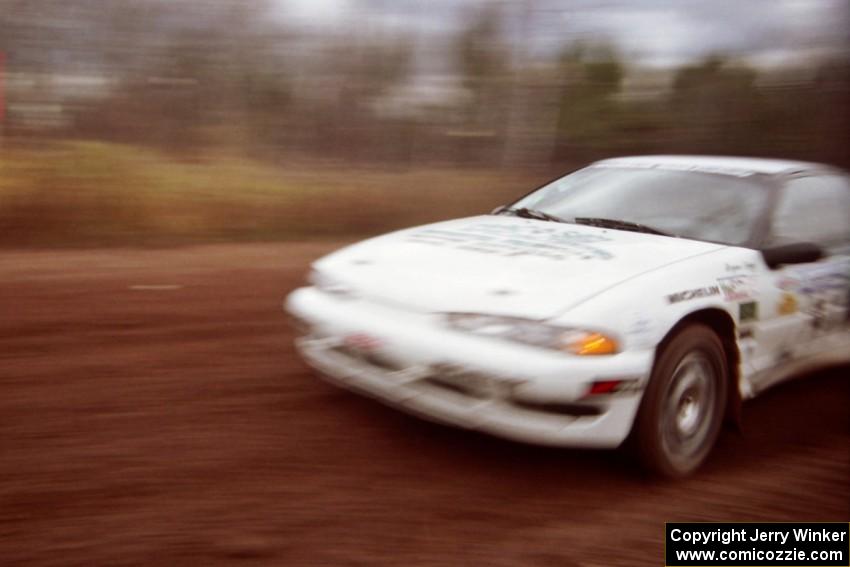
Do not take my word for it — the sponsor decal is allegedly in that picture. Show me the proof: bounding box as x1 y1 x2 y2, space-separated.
489 288 516 296
626 314 652 335
788 261 850 293
738 327 755 339
718 275 756 302
777 275 800 291
777 292 798 316
785 259 850 330
724 262 757 273
739 301 758 322
667 286 720 304
406 222 614 261
625 313 655 348
809 299 832 331
343 332 383 352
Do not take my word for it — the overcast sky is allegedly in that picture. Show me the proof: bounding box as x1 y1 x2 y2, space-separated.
277 0 849 68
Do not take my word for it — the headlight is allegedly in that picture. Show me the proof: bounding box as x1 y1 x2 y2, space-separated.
445 313 618 355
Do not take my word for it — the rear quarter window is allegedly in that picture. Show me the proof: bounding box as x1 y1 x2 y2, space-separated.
770 174 850 248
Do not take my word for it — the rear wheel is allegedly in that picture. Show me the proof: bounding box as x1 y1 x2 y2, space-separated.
633 324 728 478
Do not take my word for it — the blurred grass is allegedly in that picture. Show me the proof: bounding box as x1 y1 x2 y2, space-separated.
0 141 541 247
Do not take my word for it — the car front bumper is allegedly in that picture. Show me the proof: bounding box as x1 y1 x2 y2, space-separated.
285 287 655 448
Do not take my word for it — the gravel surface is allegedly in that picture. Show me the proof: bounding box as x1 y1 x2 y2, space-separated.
2 243 847 566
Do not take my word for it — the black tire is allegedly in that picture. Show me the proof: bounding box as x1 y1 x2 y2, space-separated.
632 324 728 478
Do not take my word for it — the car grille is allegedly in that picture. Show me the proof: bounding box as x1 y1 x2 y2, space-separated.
330 344 404 372
323 345 602 419
422 376 487 398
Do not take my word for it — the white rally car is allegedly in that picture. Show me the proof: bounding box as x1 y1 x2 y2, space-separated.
285 156 850 477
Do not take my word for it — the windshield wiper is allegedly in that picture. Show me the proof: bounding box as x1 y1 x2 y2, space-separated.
497 207 567 223
573 217 674 237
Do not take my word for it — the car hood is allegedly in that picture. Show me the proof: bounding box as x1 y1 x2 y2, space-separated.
315 215 725 319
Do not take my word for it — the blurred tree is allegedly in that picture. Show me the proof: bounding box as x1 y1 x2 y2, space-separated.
552 43 625 161
811 58 850 166
451 4 511 163
669 55 762 154
2 0 848 169
305 32 415 161
455 5 508 99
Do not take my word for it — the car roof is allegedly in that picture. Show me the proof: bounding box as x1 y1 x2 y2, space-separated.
594 155 827 176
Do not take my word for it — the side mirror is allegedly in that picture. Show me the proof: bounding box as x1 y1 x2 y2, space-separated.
761 242 824 269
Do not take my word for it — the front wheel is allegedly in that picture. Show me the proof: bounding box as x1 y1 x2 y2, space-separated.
632 324 728 478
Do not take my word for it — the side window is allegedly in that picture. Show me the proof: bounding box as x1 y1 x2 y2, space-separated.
770 175 850 248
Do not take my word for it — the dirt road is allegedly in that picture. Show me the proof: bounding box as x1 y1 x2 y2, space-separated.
1 243 847 566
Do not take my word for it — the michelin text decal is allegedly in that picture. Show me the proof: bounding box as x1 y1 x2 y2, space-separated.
667 286 721 304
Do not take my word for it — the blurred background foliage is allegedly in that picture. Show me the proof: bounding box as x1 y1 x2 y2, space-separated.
0 0 847 246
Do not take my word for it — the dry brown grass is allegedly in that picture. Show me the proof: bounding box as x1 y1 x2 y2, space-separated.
0 141 545 247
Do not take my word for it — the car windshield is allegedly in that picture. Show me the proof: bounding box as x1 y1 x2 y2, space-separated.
511 166 770 246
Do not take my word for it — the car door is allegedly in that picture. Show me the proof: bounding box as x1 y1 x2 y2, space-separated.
748 172 850 390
